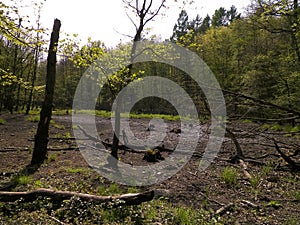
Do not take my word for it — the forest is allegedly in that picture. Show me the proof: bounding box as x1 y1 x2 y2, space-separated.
0 0 299 224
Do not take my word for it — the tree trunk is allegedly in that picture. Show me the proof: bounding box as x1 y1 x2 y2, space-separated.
111 32 140 159
31 19 61 165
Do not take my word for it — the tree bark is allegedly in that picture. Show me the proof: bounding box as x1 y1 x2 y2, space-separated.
31 19 61 165
0 188 154 205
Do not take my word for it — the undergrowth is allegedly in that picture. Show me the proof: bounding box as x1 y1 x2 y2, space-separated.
0 197 223 225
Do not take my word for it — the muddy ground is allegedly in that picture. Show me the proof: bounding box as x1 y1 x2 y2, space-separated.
0 113 299 224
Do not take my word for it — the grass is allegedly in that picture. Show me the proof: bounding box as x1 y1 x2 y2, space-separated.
261 164 272 177
13 174 32 186
19 108 202 123
249 174 260 188
97 183 122 196
20 108 71 116
266 200 282 209
27 115 40 122
0 117 6 125
221 166 239 187
75 109 202 122
293 190 300 201
64 131 71 139
66 167 89 174
53 123 65 129
47 153 58 162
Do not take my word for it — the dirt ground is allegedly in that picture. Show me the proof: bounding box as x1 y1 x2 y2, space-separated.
0 113 299 224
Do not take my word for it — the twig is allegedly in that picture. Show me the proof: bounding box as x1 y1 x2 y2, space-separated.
214 203 234 216
241 199 259 209
48 215 67 225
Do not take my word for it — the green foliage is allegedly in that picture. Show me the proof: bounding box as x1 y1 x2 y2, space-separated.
0 1 299 119
34 180 42 188
221 166 239 187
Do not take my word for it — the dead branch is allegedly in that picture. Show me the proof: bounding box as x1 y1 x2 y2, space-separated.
0 147 80 152
223 89 300 117
273 140 300 170
214 203 235 216
240 200 259 209
0 188 154 205
48 215 67 225
77 125 174 153
231 116 299 123
226 127 244 158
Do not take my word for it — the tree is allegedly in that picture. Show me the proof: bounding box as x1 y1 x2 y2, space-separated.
198 14 210 34
227 5 241 23
249 0 300 63
211 6 240 28
110 0 167 159
0 1 46 113
211 7 228 27
31 19 61 165
170 9 190 42
26 5 43 114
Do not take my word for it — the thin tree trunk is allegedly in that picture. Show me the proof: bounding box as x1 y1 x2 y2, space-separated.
31 19 61 165
26 45 39 114
111 27 141 159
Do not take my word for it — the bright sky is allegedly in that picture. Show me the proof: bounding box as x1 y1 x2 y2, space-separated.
11 0 252 47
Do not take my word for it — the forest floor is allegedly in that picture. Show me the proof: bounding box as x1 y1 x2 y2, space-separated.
0 112 299 224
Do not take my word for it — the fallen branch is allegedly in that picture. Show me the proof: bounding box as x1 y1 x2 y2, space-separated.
78 125 174 153
240 199 259 209
48 215 67 225
226 127 244 158
0 188 154 205
273 140 300 170
0 147 80 152
214 203 234 216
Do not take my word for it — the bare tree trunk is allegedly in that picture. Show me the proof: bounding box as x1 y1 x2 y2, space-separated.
31 19 61 165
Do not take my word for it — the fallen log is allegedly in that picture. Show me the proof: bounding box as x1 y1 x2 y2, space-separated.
0 188 154 205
